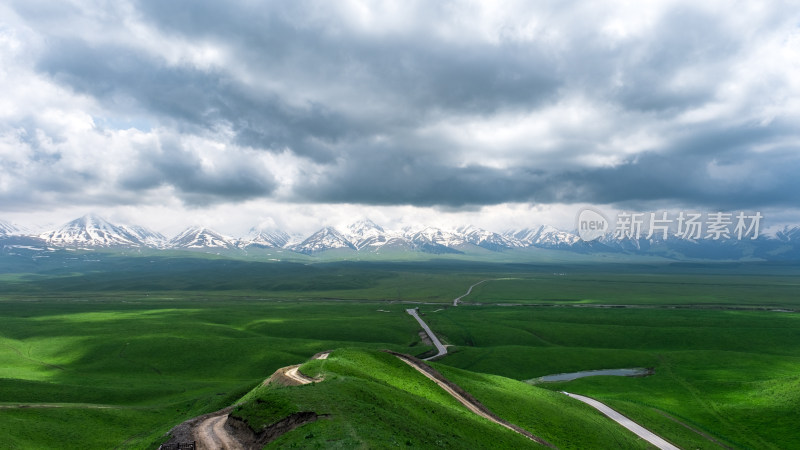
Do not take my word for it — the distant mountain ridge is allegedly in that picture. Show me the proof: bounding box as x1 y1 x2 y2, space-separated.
169 227 236 250
5 214 800 260
37 214 165 248
241 227 291 249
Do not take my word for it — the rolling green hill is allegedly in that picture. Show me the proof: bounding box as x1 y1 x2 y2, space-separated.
231 348 649 449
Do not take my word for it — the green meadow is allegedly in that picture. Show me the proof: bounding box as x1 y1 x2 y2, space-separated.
462 270 800 307
0 253 798 448
422 305 800 449
233 348 649 448
0 299 428 448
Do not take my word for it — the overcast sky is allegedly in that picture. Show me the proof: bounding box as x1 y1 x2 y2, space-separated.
2 1 799 236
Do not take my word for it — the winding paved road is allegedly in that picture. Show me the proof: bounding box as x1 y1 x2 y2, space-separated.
453 280 488 306
412 279 682 448
563 392 679 450
406 308 447 360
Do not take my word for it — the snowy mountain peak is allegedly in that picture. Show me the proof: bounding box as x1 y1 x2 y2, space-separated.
169 226 236 249
409 227 464 245
344 219 391 250
241 227 290 249
403 226 466 254
39 214 161 248
347 218 385 235
507 225 579 248
14 213 800 260
291 227 356 254
457 225 519 250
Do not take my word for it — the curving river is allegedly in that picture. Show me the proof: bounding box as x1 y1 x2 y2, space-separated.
529 368 653 383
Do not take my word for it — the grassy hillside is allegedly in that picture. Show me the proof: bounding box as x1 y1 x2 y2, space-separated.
539 351 800 450
0 299 430 449
422 305 800 449
232 348 649 449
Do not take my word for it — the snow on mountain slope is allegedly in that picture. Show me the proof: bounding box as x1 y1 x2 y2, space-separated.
404 226 465 254
15 214 800 260
0 220 22 236
344 219 395 250
124 224 167 248
406 226 466 247
169 227 237 249
240 227 290 249
291 227 356 254
38 214 162 248
507 225 580 248
457 225 520 251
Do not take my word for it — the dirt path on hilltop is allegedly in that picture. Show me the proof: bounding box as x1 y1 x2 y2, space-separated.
263 351 329 387
194 415 243 450
166 351 331 450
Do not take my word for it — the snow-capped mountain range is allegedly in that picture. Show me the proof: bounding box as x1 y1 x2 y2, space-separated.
293 227 357 254
36 215 165 248
169 227 236 250
509 225 581 248
242 227 291 249
4 214 800 260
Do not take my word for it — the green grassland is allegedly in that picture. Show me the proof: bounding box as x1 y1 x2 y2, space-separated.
462 272 800 307
0 253 798 448
0 299 431 448
233 348 648 449
4 251 798 308
421 306 800 449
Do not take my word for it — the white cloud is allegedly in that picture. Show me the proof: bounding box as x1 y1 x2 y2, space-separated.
2 0 800 231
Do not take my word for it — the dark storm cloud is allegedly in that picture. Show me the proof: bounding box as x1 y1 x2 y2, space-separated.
118 135 278 205
600 7 741 112
8 0 800 210
298 119 800 208
133 0 562 114
31 1 561 143
36 38 349 162
302 148 800 209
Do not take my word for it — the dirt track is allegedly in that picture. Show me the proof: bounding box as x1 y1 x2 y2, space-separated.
283 365 313 385
194 415 242 450
191 351 330 450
